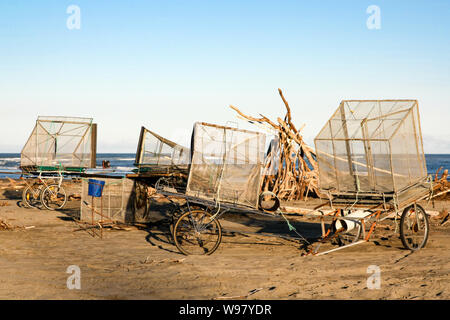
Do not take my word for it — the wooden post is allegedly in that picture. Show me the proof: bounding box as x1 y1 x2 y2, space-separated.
415 101 427 176
135 126 145 166
339 102 358 191
411 103 425 179
388 141 397 194
90 123 97 169
329 121 341 192
361 118 376 191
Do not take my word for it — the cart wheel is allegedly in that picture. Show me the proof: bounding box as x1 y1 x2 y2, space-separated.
41 184 67 210
400 204 429 251
173 209 222 255
22 184 43 208
170 205 209 235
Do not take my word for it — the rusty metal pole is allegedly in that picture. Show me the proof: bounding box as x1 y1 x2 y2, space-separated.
100 195 103 239
91 196 94 226
91 195 95 237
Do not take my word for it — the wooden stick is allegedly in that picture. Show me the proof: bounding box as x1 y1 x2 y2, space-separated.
229 89 321 200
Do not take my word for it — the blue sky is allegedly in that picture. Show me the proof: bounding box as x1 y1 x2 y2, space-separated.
0 0 449 153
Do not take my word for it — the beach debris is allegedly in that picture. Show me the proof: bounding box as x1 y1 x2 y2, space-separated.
68 194 81 201
434 167 448 183
73 218 135 237
214 287 265 300
0 201 10 207
141 257 186 265
432 209 448 220
0 178 25 190
0 216 35 231
230 89 321 201
439 209 450 226
0 218 14 230
431 168 450 200
115 257 186 272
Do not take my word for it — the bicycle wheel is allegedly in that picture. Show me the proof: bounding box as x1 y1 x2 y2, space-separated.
173 209 222 255
22 184 43 208
400 204 429 251
40 184 67 210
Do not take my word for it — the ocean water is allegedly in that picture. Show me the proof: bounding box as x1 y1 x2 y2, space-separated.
0 153 449 179
0 153 136 178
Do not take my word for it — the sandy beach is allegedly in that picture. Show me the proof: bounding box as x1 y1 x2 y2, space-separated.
0 178 448 300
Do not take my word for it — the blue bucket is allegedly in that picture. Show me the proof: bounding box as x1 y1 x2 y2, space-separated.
88 179 105 197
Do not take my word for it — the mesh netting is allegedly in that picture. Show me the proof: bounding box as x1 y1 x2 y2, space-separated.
186 122 266 208
315 100 427 195
135 127 190 168
20 116 95 169
80 178 134 223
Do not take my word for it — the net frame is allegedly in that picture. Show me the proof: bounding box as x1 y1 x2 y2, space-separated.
314 100 427 197
185 122 266 208
134 126 190 170
80 177 134 223
20 116 96 170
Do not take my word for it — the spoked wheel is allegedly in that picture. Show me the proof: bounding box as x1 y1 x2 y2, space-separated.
173 209 222 255
40 184 67 210
400 204 429 251
170 205 209 235
22 184 44 208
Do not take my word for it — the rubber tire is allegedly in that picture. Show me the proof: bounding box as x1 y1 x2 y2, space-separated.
400 204 429 251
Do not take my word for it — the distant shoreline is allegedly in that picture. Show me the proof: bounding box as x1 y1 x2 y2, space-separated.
0 153 449 179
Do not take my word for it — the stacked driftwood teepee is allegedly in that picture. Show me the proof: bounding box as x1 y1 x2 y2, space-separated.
230 89 322 201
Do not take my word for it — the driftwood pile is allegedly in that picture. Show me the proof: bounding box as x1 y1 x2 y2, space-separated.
433 168 450 200
0 218 14 230
230 89 322 201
